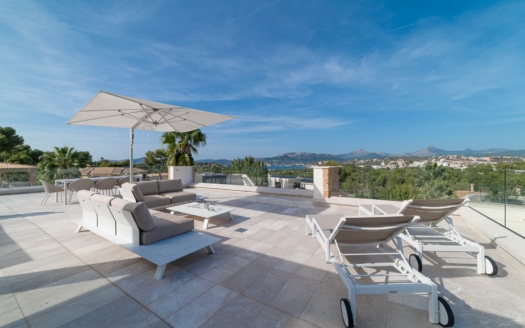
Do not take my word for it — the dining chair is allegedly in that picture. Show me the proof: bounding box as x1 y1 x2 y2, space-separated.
40 180 64 205
94 177 118 195
67 179 95 204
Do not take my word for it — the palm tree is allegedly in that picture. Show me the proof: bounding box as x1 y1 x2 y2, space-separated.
37 146 82 181
162 130 207 166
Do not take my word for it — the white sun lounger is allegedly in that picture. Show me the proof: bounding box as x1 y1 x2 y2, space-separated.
359 199 498 275
308 214 455 327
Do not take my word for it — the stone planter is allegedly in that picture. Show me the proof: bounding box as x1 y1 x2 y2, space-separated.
168 166 195 186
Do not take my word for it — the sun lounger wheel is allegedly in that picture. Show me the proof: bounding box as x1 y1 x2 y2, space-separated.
340 298 354 328
484 256 498 276
437 296 454 327
409 254 423 272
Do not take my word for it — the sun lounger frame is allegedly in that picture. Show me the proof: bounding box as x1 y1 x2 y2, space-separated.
308 214 454 327
360 199 497 275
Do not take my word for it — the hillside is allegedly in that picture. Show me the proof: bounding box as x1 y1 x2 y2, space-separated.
196 146 525 166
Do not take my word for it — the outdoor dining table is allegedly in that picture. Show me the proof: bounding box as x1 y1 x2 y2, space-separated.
54 175 142 205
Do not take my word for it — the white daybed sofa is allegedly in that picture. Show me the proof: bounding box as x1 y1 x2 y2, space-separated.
76 190 219 279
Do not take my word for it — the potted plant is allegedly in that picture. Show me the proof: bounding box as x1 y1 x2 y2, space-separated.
162 129 206 185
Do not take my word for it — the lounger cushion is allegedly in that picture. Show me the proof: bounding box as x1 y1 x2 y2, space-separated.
122 182 144 202
142 195 171 208
140 212 194 245
137 180 159 195
404 199 465 224
123 202 156 232
158 179 183 193
338 215 415 244
162 191 196 204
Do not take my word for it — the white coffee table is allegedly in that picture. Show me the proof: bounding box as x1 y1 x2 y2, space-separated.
167 202 233 229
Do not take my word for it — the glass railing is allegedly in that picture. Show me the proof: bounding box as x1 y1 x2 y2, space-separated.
468 169 525 238
336 168 525 238
194 166 313 189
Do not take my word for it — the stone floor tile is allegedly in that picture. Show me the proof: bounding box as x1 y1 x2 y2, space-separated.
199 294 264 328
251 305 296 328
269 275 321 318
147 277 215 319
27 283 125 327
165 285 238 328
58 295 142 327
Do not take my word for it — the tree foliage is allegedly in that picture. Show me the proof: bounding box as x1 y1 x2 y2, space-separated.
0 126 43 164
231 156 268 185
338 161 525 202
162 130 206 166
37 146 88 182
144 148 168 167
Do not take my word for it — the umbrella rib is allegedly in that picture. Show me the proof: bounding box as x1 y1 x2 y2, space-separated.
68 111 129 124
163 110 206 130
157 109 195 131
130 104 158 129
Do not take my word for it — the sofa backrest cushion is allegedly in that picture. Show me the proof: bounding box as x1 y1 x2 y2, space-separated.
122 182 144 202
158 179 183 193
90 193 115 205
137 180 159 196
78 190 96 199
109 197 129 209
122 202 156 232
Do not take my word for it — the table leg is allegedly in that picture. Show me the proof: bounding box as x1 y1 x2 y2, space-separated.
64 183 68 205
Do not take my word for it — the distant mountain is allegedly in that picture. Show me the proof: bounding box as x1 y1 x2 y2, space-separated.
194 146 525 166
195 159 232 166
261 152 340 165
109 157 144 164
405 146 525 158
338 149 390 160
410 146 448 157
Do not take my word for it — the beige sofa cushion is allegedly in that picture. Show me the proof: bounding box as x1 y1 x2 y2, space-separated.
142 195 171 208
140 212 194 245
90 193 115 205
158 179 182 193
137 180 159 195
162 191 196 204
122 202 156 232
109 197 129 209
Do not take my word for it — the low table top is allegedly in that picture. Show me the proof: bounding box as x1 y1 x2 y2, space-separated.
167 202 233 218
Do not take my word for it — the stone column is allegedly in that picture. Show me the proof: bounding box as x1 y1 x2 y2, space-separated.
313 166 340 199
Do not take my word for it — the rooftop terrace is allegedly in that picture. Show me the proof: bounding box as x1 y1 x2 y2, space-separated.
1 186 524 327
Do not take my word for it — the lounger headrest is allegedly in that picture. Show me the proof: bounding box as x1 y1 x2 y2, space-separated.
336 215 417 245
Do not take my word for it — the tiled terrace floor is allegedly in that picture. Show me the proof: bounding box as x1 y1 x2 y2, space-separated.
1 187 524 327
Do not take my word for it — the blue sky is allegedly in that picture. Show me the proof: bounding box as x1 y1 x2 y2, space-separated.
1 0 524 161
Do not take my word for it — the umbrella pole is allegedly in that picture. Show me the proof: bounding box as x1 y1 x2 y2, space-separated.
129 128 134 182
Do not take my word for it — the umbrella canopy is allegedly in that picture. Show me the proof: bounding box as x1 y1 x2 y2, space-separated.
68 90 235 180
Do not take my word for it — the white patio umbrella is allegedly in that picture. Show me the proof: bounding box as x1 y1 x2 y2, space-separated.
67 90 235 181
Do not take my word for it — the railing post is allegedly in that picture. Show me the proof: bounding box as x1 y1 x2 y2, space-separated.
504 169 507 227
313 166 340 199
